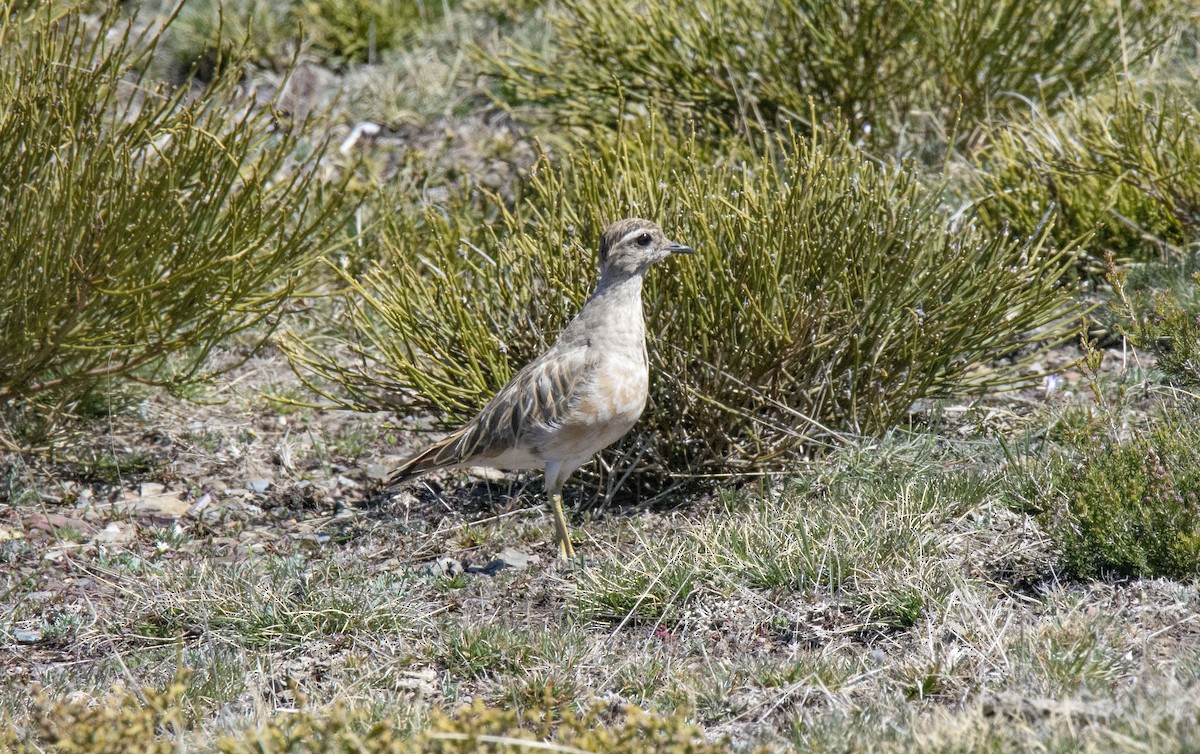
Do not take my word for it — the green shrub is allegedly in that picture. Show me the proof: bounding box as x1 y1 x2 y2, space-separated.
171 0 455 73
1136 288 1200 386
1033 406 1200 580
0 7 351 409
285 123 1078 491
968 78 1200 273
1107 264 1200 386
480 0 1167 156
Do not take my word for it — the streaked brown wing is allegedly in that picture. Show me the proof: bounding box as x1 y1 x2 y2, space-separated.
446 345 594 462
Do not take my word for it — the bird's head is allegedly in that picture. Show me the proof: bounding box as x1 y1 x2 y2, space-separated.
597 218 693 278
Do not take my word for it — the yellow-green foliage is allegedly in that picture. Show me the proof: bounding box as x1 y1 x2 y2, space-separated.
170 0 453 73
1108 265 1200 387
4 673 191 754
482 0 1167 156
224 699 731 754
0 7 351 407
4 673 729 754
1034 405 1200 580
286 123 1078 489
969 78 1200 272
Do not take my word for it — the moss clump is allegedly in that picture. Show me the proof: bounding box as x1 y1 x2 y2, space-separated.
5 672 730 753
220 698 729 754
286 123 1078 492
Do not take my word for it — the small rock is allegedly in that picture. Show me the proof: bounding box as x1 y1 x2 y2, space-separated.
393 668 437 694
94 522 135 544
187 494 213 518
248 479 272 493
467 466 507 482
140 482 166 496
224 488 249 498
14 630 42 645
366 464 389 482
132 489 189 517
496 547 539 570
335 475 359 489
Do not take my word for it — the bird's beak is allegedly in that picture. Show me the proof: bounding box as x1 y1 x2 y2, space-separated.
667 242 694 255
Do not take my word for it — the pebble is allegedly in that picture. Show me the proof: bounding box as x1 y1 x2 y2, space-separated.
14 630 42 644
366 464 389 481
248 479 272 493
187 494 213 518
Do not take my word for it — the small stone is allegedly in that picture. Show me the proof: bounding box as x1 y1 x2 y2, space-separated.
248 479 272 493
224 488 249 498
366 464 389 482
336 475 359 489
495 547 539 570
133 489 189 516
94 522 135 544
14 630 42 644
187 494 213 518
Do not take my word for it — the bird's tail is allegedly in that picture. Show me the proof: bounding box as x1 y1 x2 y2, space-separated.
385 430 466 488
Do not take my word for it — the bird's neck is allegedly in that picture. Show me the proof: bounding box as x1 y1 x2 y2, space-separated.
590 269 646 314
573 270 647 341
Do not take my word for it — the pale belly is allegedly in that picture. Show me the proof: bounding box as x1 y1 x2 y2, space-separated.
551 358 648 458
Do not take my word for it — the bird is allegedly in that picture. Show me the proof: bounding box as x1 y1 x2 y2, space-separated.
385 218 694 559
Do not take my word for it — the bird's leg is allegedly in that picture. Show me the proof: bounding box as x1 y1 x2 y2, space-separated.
549 491 575 560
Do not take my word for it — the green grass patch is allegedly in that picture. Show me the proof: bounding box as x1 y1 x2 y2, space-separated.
169 0 456 74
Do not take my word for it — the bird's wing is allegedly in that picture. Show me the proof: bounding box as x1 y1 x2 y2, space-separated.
444 344 595 463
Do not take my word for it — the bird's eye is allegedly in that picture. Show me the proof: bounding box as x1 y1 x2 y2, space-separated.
636 234 652 247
